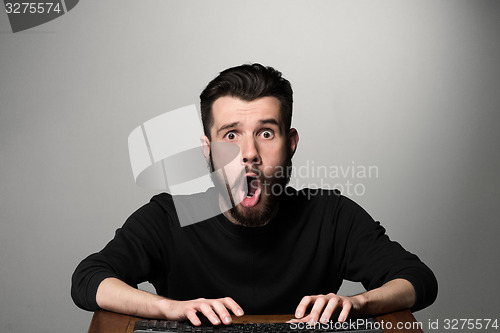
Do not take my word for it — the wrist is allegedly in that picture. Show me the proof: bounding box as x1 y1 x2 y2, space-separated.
350 292 369 315
149 296 173 319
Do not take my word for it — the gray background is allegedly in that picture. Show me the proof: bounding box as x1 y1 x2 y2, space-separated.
1 1 499 332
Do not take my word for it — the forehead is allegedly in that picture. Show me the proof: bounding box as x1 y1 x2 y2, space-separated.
210 96 282 132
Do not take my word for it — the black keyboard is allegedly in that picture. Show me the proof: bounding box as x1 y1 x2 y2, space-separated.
133 319 383 333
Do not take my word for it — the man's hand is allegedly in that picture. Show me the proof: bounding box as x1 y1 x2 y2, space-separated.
289 279 417 324
290 293 364 324
163 297 244 326
96 278 244 326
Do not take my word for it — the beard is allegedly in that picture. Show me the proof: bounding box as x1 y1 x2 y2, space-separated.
209 146 293 227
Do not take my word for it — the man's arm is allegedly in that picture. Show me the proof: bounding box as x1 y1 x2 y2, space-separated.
320 195 438 321
291 278 415 323
72 195 245 326
96 277 244 326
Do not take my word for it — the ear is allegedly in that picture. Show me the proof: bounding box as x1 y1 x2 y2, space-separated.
288 128 299 157
200 135 211 160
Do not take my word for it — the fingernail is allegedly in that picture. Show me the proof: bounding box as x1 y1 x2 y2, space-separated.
224 316 231 324
338 315 345 322
296 311 302 318
213 318 220 325
236 309 244 316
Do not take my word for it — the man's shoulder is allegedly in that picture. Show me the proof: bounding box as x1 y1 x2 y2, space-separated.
289 186 341 197
148 189 214 211
149 191 174 208
123 192 175 226
281 186 368 216
146 188 221 227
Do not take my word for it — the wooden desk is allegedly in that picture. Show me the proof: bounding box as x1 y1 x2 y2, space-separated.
87 309 423 333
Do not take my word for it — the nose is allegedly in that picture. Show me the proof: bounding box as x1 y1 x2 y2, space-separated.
241 136 261 166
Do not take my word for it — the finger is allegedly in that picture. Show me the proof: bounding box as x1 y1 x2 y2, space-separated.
319 297 340 323
198 303 221 325
295 295 315 318
290 314 313 323
185 310 202 326
337 299 352 323
221 297 244 317
308 297 327 323
211 301 232 325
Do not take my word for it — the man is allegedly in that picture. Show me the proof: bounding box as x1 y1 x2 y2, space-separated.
71 63 437 326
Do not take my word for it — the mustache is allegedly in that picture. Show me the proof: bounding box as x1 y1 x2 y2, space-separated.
245 165 261 176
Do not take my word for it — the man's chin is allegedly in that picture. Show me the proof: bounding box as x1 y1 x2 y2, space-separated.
229 202 273 227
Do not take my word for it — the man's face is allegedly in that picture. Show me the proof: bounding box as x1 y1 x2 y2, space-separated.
204 96 298 226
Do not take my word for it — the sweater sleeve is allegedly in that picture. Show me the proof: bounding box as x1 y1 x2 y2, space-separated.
71 196 172 311
336 196 438 312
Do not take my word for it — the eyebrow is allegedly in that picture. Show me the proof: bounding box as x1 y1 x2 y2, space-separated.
217 121 240 135
216 118 281 135
259 118 280 127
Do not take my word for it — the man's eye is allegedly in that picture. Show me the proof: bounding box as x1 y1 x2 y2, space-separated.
260 130 274 139
225 132 237 141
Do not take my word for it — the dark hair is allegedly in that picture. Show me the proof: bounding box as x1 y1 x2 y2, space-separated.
200 63 293 139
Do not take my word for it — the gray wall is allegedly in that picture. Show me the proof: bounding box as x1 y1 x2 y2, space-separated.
1 1 499 332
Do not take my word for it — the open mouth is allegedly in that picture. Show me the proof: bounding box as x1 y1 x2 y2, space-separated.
246 176 259 197
240 175 261 208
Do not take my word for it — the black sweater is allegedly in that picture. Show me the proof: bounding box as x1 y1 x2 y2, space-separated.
71 188 437 314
